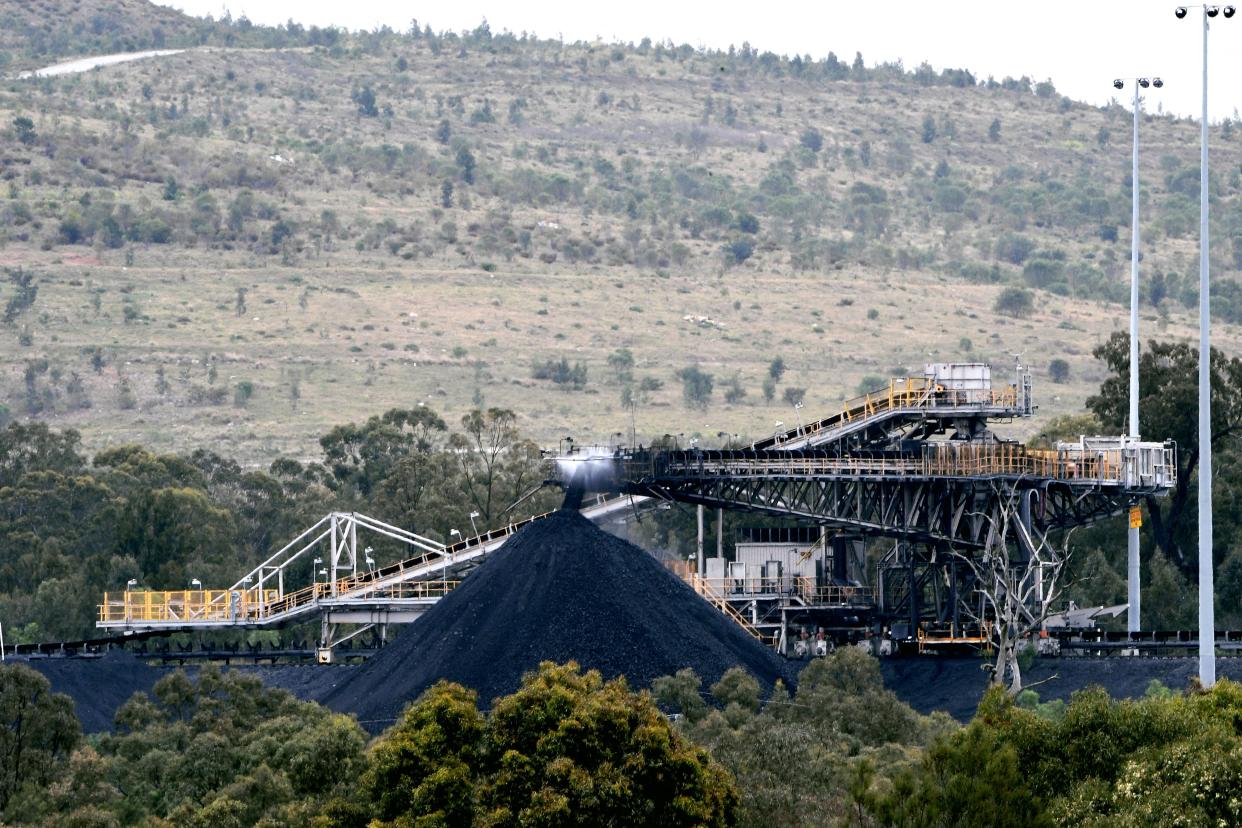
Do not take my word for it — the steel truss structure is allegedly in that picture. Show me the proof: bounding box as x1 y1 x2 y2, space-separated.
97 363 1178 656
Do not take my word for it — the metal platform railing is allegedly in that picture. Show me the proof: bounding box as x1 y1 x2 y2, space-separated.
686 573 769 643
647 440 1176 490
752 369 1031 450
97 495 644 632
98 581 461 625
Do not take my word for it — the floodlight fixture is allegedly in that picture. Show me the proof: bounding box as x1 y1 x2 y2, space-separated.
1114 78 1125 89
1153 77 1164 87
190 578 202 589
1225 4 1236 16
1176 5 1189 16
127 578 138 589
1207 4 1219 16
1139 77 1151 88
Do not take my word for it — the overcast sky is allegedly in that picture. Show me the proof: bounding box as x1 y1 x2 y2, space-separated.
163 0 1242 122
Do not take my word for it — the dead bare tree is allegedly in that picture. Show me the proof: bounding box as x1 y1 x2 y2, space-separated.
952 483 1073 695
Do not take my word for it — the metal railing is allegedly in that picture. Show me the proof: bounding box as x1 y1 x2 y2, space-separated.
99 581 461 625
792 578 874 606
755 375 1028 449
682 575 872 607
686 574 768 643
652 441 1176 489
97 495 643 630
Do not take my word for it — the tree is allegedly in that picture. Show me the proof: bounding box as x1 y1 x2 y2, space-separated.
1048 358 1070 384
677 365 714 410
736 213 760 234
455 146 476 184
921 113 937 144
450 408 545 524
799 127 823 152
782 387 806 407
994 287 1034 318
319 407 447 497
435 119 451 144
606 347 635 383
1088 332 1242 575
0 664 80 812
353 86 378 117
360 663 739 827
440 180 454 209
3 268 37 324
725 237 754 265
768 356 786 382
12 116 35 146
988 118 1001 142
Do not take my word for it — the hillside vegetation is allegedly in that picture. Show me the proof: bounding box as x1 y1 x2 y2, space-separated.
2 3 1242 462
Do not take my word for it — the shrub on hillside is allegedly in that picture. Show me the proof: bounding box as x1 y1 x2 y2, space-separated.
995 287 1034 318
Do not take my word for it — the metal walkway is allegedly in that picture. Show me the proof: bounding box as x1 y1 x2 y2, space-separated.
750 363 1033 451
97 495 647 638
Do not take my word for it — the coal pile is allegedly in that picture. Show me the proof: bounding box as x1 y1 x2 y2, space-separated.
22 648 162 733
320 509 788 725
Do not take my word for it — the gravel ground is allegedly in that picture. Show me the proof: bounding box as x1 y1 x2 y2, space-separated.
317 509 790 729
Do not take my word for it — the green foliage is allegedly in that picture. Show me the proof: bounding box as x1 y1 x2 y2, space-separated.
725 237 755 265
531 357 588 389
7 667 367 826
994 286 1034 318
1048 358 1069 384
781 386 806 406
2 268 37 324
0 664 80 814
0 404 557 639
1088 333 1242 576
669 649 951 828
360 663 739 827
994 233 1035 265
677 365 714 410
11 116 35 146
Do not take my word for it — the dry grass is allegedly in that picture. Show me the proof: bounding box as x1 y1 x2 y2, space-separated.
2 35 1240 463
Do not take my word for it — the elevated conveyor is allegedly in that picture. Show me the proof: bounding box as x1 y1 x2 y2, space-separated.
751 363 1033 452
97 495 648 635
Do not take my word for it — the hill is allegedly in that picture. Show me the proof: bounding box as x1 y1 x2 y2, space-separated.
2 3 1242 463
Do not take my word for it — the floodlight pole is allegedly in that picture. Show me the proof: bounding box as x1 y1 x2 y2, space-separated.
1128 80 1142 634
1196 4 1216 688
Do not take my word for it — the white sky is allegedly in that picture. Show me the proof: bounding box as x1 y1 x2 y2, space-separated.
162 0 1242 122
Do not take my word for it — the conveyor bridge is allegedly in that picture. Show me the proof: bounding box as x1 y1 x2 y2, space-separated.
96 361 1176 657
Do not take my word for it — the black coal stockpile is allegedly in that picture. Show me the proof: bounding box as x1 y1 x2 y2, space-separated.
321 509 787 725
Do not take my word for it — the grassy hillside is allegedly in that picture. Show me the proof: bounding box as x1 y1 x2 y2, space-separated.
2 8 1242 463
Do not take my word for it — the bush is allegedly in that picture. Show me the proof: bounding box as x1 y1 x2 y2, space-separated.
995 286 1034 318
782 387 806 406
1048 359 1070 384
531 358 588 389
724 237 754 265
736 213 760 234
994 233 1035 265
1022 258 1066 290
676 365 714 409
